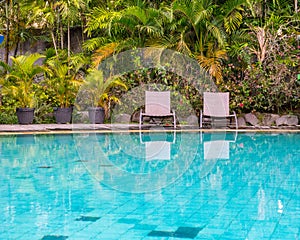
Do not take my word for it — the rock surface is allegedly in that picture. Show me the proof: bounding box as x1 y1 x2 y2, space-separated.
262 114 280 126
244 113 259 126
131 111 140 122
276 115 299 126
114 113 131 123
237 116 247 128
186 115 199 125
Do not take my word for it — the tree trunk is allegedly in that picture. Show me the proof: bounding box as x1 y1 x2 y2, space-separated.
51 31 58 55
68 19 70 61
59 13 64 49
4 0 10 64
67 18 70 74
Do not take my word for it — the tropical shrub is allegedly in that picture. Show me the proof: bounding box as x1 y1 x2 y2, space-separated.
43 50 87 108
79 69 128 117
0 53 45 108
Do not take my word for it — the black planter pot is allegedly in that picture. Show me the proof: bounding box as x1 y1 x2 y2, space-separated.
54 107 73 124
88 107 105 124
16 108 35 124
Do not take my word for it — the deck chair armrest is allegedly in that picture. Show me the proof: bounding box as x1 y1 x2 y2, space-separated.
228 111 236 117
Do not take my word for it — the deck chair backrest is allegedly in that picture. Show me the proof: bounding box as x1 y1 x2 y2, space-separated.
145 91 171 115
203 92 230 117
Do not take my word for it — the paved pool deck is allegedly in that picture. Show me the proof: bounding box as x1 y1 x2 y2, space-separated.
0 123 299 134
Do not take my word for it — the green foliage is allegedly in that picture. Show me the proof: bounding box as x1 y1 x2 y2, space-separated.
0 96 18 124
120 68 202 116
222 61 300 114
33 84 56 123
0 53 45 108
0 111 18 124
79 69 128 116
43 51 86 108
0 0 299 125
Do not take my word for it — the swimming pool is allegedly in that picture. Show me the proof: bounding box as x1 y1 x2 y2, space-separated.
0 131 299 239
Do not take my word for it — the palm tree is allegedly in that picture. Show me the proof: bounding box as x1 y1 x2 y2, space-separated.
0 0 20 63
0 53 45 108
80 69 128 121
57 0 87 61
44 50 85 108
196 44 227 84
28 0 60 55
156 0 246 83
82 69 127 109
84 2 164 66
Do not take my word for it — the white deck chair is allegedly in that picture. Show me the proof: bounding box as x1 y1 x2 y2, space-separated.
139 91 176 129
200 92 238 129
140 131 176 161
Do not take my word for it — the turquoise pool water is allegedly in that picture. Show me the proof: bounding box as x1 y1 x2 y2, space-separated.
0 131 299 240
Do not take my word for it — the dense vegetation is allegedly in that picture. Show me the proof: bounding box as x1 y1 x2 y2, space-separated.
0 0 299 123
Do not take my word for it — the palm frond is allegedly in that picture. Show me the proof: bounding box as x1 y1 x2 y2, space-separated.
83 37 110 52
147 35 180 49
92 42 119 68
221 0 246 34
86 7 123 36
177 30 192 55
196 44 228 84
206 21 226 47
124 6 147 24
224 10 243 34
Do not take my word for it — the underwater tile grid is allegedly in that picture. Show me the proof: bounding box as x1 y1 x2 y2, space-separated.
0 131 299 240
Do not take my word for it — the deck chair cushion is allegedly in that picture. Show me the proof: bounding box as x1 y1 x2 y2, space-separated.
203 92 230 117
145 91 171 116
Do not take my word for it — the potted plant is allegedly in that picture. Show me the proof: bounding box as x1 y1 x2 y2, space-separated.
81 69 128 124
44 54 83 123
0 53 45 124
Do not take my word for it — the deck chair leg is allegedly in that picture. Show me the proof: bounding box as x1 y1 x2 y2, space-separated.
173 111 176 129
200 111 203 128
233 111 238 129
139 110 143 130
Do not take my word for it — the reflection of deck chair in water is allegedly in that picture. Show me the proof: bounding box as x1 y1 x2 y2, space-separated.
139 91 176 129
140 131 176 161
199 131 237 179
201 131 237 160
200 92 238 129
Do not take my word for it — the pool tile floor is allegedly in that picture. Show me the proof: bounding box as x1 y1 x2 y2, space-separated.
0 131 299 240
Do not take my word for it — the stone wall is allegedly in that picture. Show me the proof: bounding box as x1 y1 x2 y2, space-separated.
0 27 84 63
238 112 299 129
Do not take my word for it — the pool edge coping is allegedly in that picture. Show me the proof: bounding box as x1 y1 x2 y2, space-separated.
0 123 299 135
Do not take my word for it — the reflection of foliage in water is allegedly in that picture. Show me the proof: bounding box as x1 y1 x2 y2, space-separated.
0 134 89 214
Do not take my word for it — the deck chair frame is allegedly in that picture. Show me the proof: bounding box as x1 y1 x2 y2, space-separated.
200 92 238 129
139 91 176 129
